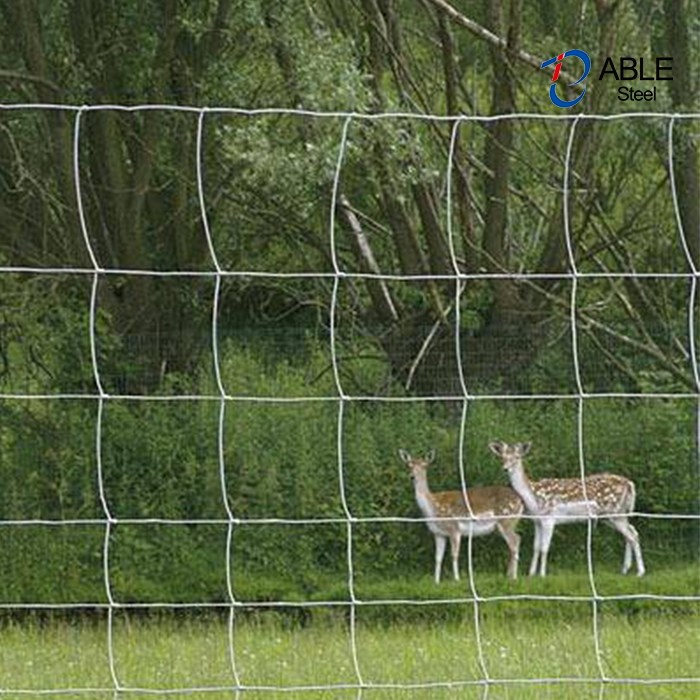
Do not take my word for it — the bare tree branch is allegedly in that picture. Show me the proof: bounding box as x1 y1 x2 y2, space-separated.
0 68 60 93
425 0 586 94
340 195 399 323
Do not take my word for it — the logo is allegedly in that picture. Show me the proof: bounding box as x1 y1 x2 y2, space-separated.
598 57 672 102
541 49 591 108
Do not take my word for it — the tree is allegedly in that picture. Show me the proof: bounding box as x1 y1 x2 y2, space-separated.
1 0 698 396
1 1 234 391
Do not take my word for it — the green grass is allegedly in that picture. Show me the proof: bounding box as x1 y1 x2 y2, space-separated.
377 562 698 604
1 563 697 699
231 561 700 616
1 602 698 700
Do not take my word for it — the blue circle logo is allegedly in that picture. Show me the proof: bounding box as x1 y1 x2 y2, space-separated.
540 50 591 108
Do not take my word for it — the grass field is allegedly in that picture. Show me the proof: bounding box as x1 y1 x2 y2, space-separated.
1 567 698 700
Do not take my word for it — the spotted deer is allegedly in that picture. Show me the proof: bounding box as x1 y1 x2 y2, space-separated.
489 441 645 577
399 449 524 582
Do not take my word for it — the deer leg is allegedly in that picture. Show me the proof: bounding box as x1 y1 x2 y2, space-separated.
607 517 645 577
529 523 541 577
629 522 645 576
498 521 521 580
538 519 556 577
434 535 446 583
622 541 632 574
450 531 462 581
603 517 630 573
623 520 645 577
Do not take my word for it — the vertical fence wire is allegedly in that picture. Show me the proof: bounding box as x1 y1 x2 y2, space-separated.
196 109 242 697
670 117 700 555
447 116 490 691
74 107 120 695
670 118 700 699
329 116 365 698
563 114 608 685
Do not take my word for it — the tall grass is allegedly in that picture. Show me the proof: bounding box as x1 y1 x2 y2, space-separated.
1 609 697 699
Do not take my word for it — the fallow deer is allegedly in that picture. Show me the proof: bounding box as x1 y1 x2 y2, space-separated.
489 441 645 577
399 449 524 582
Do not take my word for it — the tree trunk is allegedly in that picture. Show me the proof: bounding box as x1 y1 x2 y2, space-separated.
665 0 700 269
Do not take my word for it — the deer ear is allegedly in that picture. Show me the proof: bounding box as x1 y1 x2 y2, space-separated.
398 449 411 464
520 442 531 456
489 441 504 456
426 449 436 464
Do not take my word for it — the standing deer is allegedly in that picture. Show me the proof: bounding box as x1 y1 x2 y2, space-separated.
489 441 645 577
399 449 524 582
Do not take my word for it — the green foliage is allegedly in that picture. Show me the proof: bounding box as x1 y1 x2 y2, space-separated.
0 338 697 605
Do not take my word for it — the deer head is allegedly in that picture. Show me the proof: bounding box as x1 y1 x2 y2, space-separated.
398 449 436 482
488 441 531 476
